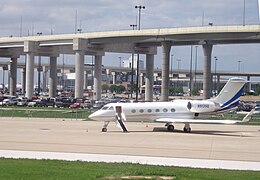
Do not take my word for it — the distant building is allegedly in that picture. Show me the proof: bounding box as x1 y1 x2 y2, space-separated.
122 55 144 69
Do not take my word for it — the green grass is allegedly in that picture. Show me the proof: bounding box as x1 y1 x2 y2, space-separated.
0 158 259 180
0 107 93 120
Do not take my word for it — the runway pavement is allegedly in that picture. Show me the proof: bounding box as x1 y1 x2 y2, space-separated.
0 118 260 170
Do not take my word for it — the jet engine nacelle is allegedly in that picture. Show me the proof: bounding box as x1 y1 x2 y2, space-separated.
187 100 220 113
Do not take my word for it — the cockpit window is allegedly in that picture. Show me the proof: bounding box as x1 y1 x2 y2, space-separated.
102 106 109 110
108 106 114 110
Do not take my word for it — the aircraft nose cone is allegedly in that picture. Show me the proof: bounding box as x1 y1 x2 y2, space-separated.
88 111 100 121
88 113 95 120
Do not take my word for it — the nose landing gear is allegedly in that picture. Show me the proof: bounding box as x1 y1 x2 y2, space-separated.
102 121 110 132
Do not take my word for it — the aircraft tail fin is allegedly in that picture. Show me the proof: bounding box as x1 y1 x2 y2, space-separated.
212 78 246 111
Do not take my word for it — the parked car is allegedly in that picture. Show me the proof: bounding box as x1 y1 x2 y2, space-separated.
69 103 81 108
253 106 260 114
80 100 95 109
2 98 18 106
55 98 76 108
92 101 105 109
27 99 46 107
17 99 28 106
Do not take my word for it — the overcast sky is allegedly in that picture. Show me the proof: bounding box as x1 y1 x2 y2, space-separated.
0 0 260 78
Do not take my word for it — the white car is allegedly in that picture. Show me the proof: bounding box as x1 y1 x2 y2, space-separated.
253 106 260 114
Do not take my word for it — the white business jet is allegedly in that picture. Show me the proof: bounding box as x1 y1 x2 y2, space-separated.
88 78 254 133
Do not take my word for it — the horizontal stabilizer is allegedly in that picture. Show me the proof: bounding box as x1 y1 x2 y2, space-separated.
242 109 255 122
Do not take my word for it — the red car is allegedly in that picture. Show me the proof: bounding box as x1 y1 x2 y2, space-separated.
69 102 81 108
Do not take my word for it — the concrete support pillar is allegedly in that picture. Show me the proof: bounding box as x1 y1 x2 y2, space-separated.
247 76 251 92
217 75 220 93
140 73 144 88
145 54 154 101
49 56 57 98
161 41 171 101
21 68 26 95
111 72 116 84
74 51 84 98
106 69 110 84
202 44 213 99
42 66 47 92
25 53 35 99
94 55 102 100
9 57 17 96
84 71 88 90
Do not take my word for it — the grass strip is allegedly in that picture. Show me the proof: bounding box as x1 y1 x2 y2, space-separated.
0 158 259 180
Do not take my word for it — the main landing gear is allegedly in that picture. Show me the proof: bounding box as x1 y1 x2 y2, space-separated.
102 121 110 132
165 123 192 133
166 123 174 132
183 123 191 133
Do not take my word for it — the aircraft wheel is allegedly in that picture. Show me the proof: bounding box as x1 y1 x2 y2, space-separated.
167 125 174 132
183 127 191 133
101 128 107 132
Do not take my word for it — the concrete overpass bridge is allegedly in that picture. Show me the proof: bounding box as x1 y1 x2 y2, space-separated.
1 25 260 100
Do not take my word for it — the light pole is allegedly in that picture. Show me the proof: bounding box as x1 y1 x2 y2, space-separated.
135 5 145 101
135 5 145 30
177 59 181 88
37 32 42 96
77 20 82 33
238 60 242 72
214 56 218 95
177 59 181 71
130 24 137 98
119 57 122 68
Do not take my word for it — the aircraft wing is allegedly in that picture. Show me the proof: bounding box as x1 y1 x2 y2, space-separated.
155 118 240 124
155 109 255 124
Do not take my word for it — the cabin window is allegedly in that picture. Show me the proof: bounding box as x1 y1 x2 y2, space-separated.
155 109 160 112
139 109 144 113
147 109 152 113
101 106 109 110
163 108 168 112
171 108 175 112
108 106 114 110
131 109 136 113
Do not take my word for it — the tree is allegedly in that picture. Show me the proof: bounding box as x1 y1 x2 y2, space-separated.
255 86 260 95
102 84 109 93
192 87 200 96
109 85 118 93
117 85 126 93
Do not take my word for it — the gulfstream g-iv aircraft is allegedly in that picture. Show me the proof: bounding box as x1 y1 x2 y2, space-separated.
89 78 254 133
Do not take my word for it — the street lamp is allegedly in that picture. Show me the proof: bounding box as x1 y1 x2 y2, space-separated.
130 24 137 98
135 5 145 30
135 5 145 101
238 60 242 72
119 57 122 68
177 59 181 71
176 59 181 88
130 24 137 30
